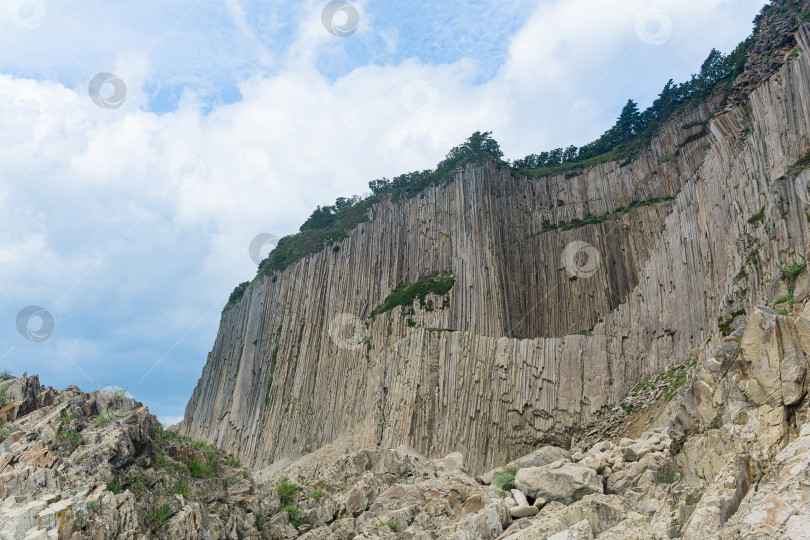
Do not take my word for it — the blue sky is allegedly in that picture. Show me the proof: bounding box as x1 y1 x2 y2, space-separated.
0 0 767 423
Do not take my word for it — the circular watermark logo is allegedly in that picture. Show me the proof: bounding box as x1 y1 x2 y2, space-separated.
793 170 810 205
563 241 601 279
634 8 672 46
327 313 366 351
401 80 440 116
88 73 127 110
321 1 359 37
100 385 133 399
249 233 281 265
8 0 46 29
169 153 208 188
16 305 54 343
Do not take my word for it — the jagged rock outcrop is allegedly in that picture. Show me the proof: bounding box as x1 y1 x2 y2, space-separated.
183 5 810 476
0 375 263 539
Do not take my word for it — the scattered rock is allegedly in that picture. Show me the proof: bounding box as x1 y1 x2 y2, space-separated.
509 505 539 518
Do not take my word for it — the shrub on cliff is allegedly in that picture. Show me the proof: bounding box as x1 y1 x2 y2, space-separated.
224 281 250 311
513 38 752 176
255 132 503 277
276 476 298 506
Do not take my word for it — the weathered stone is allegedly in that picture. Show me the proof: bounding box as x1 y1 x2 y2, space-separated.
478 467 504 485
509 447 571 470
548 519 594 540
511 489 528 507
740 306 808 408
433 451 465 471
509 505 539 518
514 464 603 504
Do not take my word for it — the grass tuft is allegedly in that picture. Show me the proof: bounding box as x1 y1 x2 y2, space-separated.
779 256 807 282
92 409 127 427
58 429 82 448
173 478 192 497
149 503 172 527
492 467 518 492
280 505 300 527
657 469 679 484
378 517 400 532
187 458 214 477
276 476 298 506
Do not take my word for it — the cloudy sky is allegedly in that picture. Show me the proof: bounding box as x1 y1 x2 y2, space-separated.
0 0 767 424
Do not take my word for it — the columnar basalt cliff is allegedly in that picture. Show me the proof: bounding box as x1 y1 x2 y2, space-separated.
183 14 810 476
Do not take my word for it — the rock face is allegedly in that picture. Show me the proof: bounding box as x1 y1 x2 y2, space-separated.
182 6 810 475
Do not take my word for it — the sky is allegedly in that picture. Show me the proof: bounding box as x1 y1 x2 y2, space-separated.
0 0 768 425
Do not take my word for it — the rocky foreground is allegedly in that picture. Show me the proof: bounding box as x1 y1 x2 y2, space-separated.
1 269 810 538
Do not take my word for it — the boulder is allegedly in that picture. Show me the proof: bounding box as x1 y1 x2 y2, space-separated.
433 452 465 471
478 467 504 485
515 463 603 504
511 489 529 507
509 446 572 469
510 505 540 518
740 306 808 407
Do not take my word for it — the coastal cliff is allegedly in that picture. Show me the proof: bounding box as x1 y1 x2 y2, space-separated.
183 10 810 476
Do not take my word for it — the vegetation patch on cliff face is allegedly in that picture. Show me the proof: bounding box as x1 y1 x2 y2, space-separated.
619 358 698 415
719 309 747 336
529 196 676 237
779 256 807 282
224 281 250 312
370 271 455 320
747 206 766 224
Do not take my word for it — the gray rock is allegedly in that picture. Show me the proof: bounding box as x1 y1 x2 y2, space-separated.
509 446 572 469
511 488 529 507
515 464 603 504
509 505 540 518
